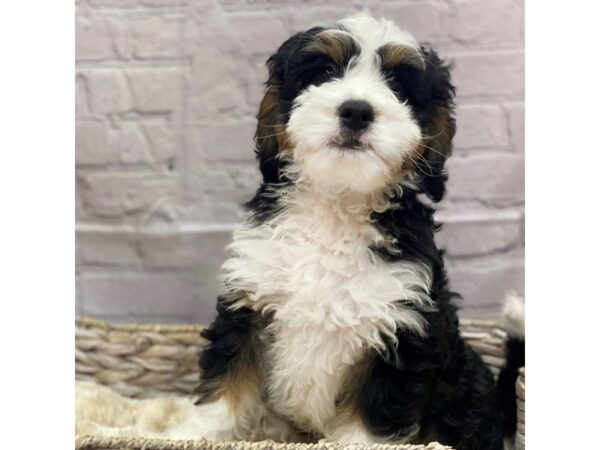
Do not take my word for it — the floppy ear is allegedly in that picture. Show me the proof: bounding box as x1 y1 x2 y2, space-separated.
255 27 326 183
254 55 288 183
254 29 317 183
255 80 287 184
415 46 456 202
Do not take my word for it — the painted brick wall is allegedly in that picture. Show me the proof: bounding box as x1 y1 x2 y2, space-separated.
76 0 524 323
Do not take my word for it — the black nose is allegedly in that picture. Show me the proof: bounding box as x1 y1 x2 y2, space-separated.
338 100 374 132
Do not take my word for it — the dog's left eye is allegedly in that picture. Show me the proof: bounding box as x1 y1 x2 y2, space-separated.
385 73 404 97
386 71 401 86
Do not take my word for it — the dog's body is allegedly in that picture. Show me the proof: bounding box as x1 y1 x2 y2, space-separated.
195 14 510 450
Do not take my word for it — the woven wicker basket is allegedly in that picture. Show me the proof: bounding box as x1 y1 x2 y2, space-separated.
75 317 524 450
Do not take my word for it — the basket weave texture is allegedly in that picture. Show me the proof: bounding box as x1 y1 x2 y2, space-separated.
75 317 524 450
516 368 525 450
75 436 451 450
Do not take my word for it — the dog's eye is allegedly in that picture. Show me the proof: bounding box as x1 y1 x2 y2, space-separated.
323 67 335 80
386 72 400 85
313 65 337 85
386 74 407 98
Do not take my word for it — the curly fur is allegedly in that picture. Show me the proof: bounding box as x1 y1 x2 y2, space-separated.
195 13 516 450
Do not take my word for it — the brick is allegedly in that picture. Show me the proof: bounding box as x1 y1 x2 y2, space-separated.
187 54 249 119
286 5 361 35
451 50 524 100
138 228 232 270
181 162 261 223
76 76 89 116
76 15 114 61
76 226 232 272
188 8 288 59
85 70 133 114
443 0 524 46
105 17 130 60
76 227 141 267
436 210 523 258
87 0 140 7
505 102 524 153
202 163 261 205
143 122 177 163
447 254 524 314
113 122 176 165
446 154 524 206
76 187 88 222
370 2 451 44
76 121 112 165
87 0 188 6
131 15 183 59
115 122 153 164
76 226 232 288
188 120 256 162
78 272 218 324
78 172 177 217
226 12 288 55
126 68 182 112
454 103 510 151
76 279 84 316
139 0 188 6
244 59 271 118
80 1 188 9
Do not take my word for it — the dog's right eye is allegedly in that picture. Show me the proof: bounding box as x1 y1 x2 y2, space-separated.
322 67 335 80
313 65 337 85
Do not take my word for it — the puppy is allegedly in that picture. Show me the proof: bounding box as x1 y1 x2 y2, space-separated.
195 13 516 450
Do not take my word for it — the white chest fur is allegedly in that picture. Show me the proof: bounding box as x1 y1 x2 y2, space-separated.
222 199 432 433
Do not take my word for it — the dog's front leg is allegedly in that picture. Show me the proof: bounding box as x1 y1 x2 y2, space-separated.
192 293 267 440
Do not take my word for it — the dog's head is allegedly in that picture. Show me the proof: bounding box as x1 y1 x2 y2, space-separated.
255 13 455 202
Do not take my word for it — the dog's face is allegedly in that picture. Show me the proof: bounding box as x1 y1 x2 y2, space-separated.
256 13 455 201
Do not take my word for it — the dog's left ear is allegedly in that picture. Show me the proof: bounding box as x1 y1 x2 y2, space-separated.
415 46 456 202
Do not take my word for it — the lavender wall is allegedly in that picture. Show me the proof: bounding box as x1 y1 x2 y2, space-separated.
76 0 524 323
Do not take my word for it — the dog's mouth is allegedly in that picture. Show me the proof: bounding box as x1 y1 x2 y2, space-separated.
330 135 372 151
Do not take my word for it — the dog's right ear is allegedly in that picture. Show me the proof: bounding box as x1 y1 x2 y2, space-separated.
255 76 286 184
255 28 323 183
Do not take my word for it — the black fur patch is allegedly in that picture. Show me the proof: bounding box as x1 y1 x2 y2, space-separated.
497 336 525 437
366 187 504 449
195 292 256 404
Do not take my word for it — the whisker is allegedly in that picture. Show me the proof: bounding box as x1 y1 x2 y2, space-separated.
406 152 447 178
257 113 291 127
257 131 288 139
257 123 286 128
419 143 449 160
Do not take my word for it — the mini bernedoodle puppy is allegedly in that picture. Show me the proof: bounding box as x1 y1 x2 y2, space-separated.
195 13 524 450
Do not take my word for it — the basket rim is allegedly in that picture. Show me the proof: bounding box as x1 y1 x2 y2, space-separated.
75 435 452 450
76 316 205 333
76 315 501 334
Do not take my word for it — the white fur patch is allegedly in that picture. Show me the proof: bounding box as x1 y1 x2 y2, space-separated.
502 292 525 340
223 187 432 434
75 381 301 442
339 13 420 52
286 13 424 196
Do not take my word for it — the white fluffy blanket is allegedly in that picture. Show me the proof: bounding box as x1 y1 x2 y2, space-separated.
76 381 211 440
